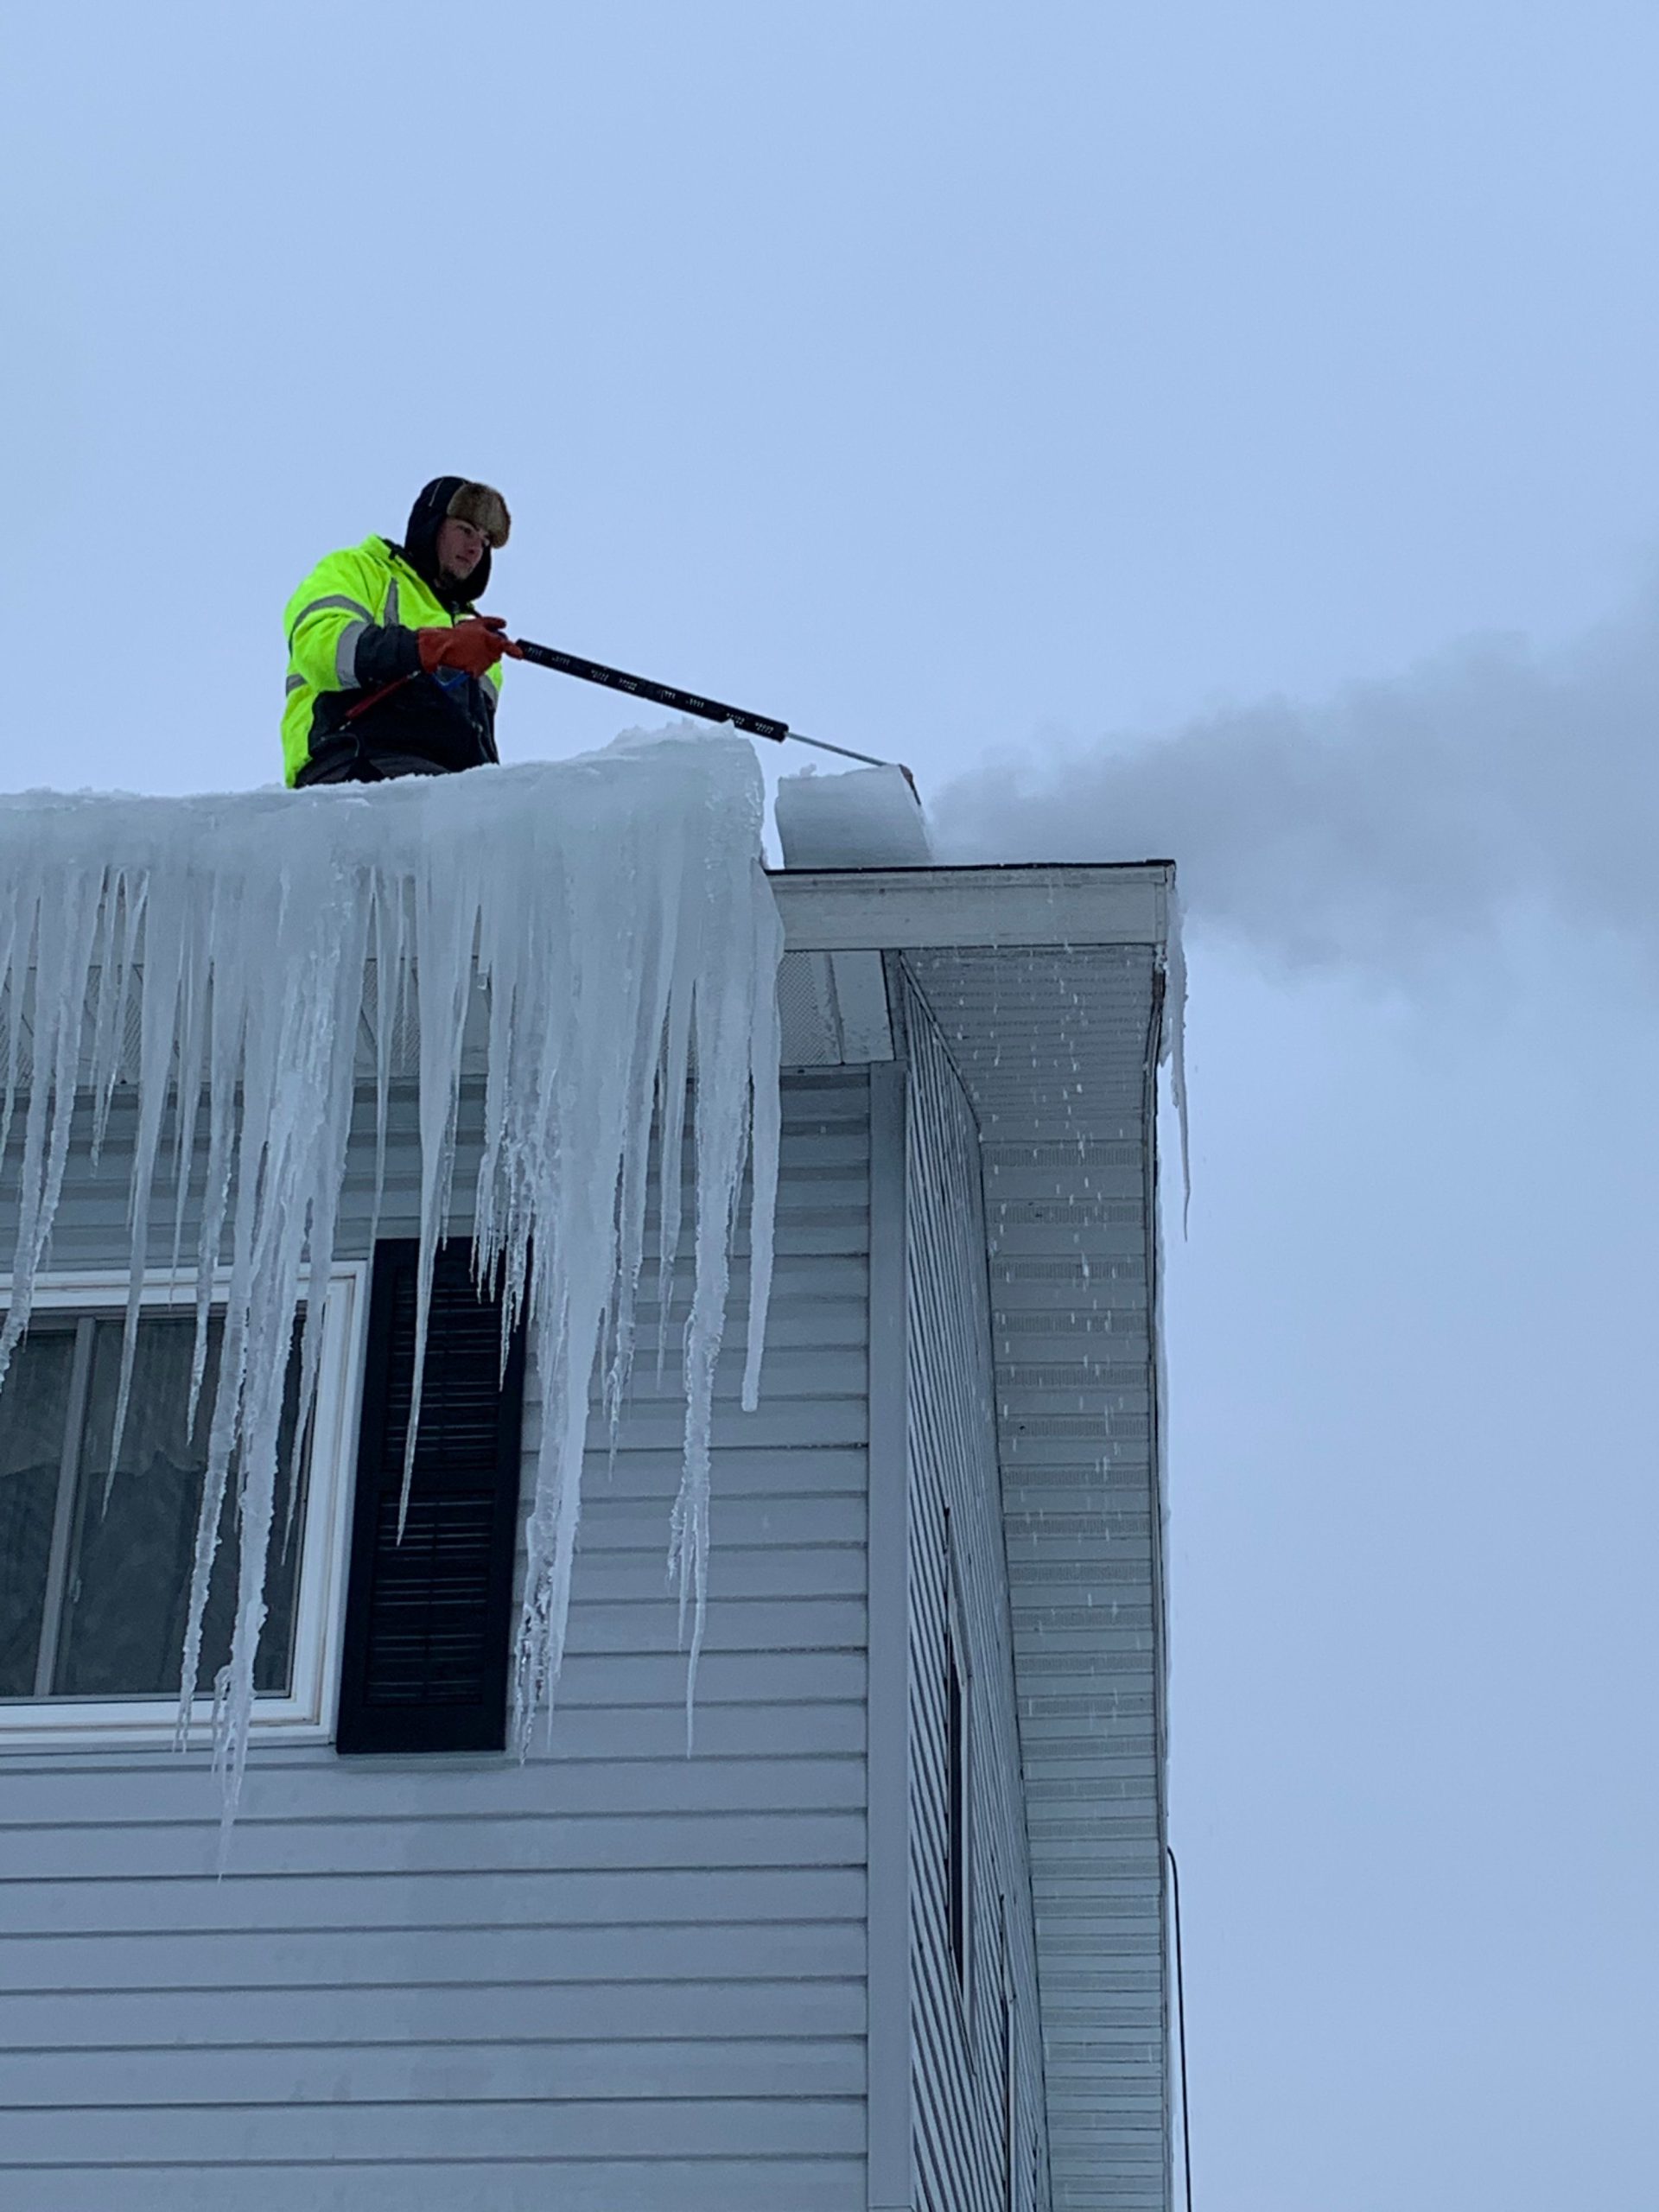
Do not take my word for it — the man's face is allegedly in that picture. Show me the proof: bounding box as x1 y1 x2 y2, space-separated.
435 516 489 587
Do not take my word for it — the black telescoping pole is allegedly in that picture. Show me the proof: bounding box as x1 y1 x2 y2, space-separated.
512 637 903 774
513 639 788 741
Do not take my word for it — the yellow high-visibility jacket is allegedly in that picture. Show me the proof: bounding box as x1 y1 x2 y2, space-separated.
282 537 505 786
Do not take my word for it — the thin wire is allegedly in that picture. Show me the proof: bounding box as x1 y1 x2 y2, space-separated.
785 728 897 771
1168 1843 1194 2212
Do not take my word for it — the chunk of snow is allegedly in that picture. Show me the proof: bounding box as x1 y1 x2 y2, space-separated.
0 734 782 1840
775 763 932 868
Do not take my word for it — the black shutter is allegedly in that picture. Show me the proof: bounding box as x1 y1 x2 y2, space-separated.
335 1239 525 1755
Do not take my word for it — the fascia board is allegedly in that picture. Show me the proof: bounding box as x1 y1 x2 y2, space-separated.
771 861 1173 953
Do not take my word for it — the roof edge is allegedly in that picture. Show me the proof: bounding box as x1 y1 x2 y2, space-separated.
771 861 1174 952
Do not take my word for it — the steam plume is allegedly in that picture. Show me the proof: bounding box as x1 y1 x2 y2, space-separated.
931 588 1659 977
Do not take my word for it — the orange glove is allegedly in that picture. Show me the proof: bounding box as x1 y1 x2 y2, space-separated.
416 617 525 679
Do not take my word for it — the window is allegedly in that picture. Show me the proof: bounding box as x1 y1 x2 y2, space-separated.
0 1269 363 1745
945 1526 972 2005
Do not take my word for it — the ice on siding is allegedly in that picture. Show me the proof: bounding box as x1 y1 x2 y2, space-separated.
0 731 783 1839
774 762 933 868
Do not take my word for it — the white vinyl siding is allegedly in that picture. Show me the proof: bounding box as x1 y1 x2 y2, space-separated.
906 943 1172 2212
903 982 1049 2212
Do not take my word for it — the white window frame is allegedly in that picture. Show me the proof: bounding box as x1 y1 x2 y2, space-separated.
0 1262 368 1750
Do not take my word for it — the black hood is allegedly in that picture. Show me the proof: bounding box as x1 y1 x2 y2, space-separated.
398 475 491 607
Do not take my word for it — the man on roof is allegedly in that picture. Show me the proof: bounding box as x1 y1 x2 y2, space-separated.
283 477 524 786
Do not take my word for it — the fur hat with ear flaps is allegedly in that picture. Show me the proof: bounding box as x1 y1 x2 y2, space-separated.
401 475 512 605
446 480 511 547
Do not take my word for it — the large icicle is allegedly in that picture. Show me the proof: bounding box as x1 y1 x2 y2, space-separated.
0 734 782 1838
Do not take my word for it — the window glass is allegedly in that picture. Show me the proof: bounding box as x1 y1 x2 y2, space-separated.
0 1314 308 1703
0 1332 75 1698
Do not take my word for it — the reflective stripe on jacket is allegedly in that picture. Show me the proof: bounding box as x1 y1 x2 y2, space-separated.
282 537 505 787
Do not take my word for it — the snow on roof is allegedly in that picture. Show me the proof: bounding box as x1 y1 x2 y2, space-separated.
0 739 782 1840
774 761 933 868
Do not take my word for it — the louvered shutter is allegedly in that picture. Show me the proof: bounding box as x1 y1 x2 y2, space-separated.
335 1240 525 1754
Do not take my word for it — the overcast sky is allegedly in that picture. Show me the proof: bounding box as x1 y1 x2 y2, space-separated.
5 3 1658 2203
